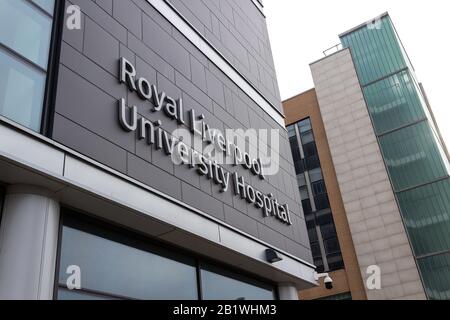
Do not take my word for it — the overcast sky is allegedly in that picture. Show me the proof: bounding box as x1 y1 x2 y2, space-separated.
265 0 450 147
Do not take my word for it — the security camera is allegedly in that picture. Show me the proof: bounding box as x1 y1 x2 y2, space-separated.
324 275 333 290
314 272 334 290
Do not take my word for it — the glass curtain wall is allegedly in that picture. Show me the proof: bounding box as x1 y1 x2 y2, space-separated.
0 0 55 132
288 118 344 273
341 14 450 300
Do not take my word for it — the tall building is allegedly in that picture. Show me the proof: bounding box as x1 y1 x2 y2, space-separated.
285 13 450 300
0 0 316 300
284 89 367 300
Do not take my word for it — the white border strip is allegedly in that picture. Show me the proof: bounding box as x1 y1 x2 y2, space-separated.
147 0 285 127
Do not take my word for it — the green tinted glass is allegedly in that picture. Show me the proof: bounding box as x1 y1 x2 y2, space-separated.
341 16 406 86
364 70 426 135
418 253 450 300
380 121 449 191
342 13 450 300
398 179 450 256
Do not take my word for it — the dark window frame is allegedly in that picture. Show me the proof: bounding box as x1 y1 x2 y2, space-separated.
40 0 65 136
0 185 5 227
54 207 279 300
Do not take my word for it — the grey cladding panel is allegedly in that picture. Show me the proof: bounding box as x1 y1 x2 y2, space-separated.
53 0 311 261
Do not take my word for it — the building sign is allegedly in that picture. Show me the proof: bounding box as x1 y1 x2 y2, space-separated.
117 58 292 225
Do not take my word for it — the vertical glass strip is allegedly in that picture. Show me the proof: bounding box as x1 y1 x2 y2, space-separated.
418 253 450 300
341 14 450 299
398 179 450 256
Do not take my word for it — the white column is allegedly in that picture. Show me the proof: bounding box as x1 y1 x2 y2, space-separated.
0 185 60 300
278 284 299 300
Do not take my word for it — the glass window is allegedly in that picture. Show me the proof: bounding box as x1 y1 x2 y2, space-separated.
301 130 314 145
324 238 341 255
314 194 330 211
0 49 46 131
314 257 324 273
0 0 54 132
290 137 302 163
200 264 275 300
0 0 53 68
364 70 426 135
298 118 312 133
287 125 296 138
380 121 449 191
299 186 309 201
316 211 333 226
57 219 199 300
310 242 322 258
303 142 317 158
418 252 450 300
327 252 344 271
306 217 318 243
318 292 352 300
31 0 55 15
57 288 118 301
320 223 337 241
340 16 407 86
309 168 323 183
294 159 305 175
312 181 327 197
287 118 343 274
57 212 277 301
297 173 306 187
398 178 450 257
301 199 312 215
305 155 320 171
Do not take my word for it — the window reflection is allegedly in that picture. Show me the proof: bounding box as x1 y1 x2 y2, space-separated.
0 0 54 132
0 50 46 131
57 213 276 301
31 0 55 15
58 224 198 300
0 0 52 68
200 264 275 300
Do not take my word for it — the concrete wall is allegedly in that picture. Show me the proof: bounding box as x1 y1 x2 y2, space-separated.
51 0 311 262
310 49 426 300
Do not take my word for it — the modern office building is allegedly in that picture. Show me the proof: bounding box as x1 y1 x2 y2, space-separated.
285 13 450 300
0 0 316 300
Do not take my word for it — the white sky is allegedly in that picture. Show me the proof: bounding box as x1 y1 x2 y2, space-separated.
265 0 450 147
